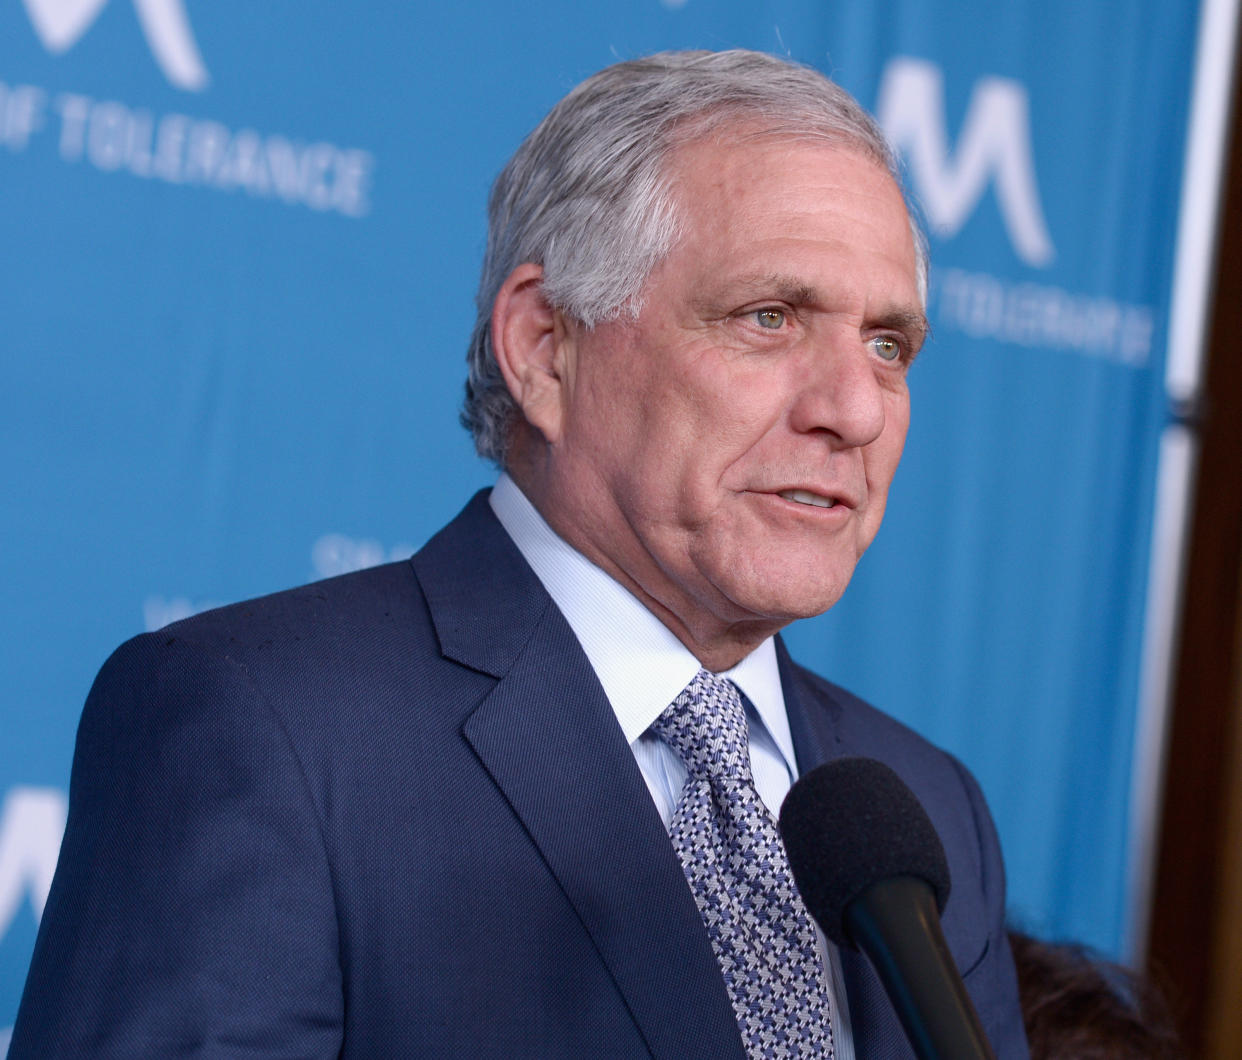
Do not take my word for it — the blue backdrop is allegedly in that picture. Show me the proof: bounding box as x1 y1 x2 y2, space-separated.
0 0 1203 1044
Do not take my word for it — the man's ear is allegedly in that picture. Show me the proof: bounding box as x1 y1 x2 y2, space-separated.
491 263 571 446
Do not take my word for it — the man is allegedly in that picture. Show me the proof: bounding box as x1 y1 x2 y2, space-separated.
12 50 1028 1057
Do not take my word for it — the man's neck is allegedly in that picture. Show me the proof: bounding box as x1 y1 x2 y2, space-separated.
502 463 785 672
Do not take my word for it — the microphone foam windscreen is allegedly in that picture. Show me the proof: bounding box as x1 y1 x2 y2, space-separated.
778 757 951 948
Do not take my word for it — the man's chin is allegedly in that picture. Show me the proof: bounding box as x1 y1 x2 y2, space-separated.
723 574 856 627
705 522 869 619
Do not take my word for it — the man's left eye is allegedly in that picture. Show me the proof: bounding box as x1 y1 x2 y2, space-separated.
753 308 786 329
869 336 902 361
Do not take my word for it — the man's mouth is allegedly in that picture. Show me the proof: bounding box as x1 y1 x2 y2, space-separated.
778 489 837 509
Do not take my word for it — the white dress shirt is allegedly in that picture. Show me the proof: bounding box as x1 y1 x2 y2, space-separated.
490 474 855 1058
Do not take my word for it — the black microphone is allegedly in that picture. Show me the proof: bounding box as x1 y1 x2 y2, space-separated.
778 757 997 1060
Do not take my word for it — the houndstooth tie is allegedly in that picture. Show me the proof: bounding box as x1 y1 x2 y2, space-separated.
651 669 834 1059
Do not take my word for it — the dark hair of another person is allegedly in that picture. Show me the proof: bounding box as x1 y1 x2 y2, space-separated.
1009 931 1182 1059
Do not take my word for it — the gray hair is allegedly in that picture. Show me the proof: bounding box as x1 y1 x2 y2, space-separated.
462 49 928 464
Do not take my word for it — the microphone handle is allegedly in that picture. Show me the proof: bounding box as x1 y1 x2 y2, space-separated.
844 875 998 1060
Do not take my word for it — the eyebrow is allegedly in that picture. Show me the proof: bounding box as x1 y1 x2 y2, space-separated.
872 308 931 354
724 273 821 307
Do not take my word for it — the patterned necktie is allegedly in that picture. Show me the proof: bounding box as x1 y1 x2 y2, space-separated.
651 669 834 1059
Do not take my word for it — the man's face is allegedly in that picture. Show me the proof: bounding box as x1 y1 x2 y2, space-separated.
535 134 926 660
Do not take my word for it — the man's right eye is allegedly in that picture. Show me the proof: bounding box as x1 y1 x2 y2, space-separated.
753 308 786 329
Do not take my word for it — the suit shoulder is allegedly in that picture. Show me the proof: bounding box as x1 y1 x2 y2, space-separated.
83 560 412 718
148 558 425 656
87 559 442 735
784 654 962 774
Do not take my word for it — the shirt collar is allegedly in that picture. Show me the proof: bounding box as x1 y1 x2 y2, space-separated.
489 473 797 770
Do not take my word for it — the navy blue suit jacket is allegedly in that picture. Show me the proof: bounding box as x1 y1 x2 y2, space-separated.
12 491 1028 1057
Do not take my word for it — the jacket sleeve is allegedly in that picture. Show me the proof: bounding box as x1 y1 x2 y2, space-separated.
950 754 1029 1059
9 633 344 1058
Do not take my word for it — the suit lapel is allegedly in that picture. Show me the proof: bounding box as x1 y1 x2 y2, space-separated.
776 637 922 1058
776 635 841 777
414 493 745 1060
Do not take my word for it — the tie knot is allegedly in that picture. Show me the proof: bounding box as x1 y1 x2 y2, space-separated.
651 668 752 784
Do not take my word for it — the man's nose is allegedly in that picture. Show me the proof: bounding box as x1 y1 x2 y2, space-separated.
788 333 888 448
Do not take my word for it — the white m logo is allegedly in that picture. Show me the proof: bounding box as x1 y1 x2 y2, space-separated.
877 58 1055 267
21 0 209 91
0 787 67 937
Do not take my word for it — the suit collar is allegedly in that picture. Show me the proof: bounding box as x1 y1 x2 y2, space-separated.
777 635 844 776
412 490 552 678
